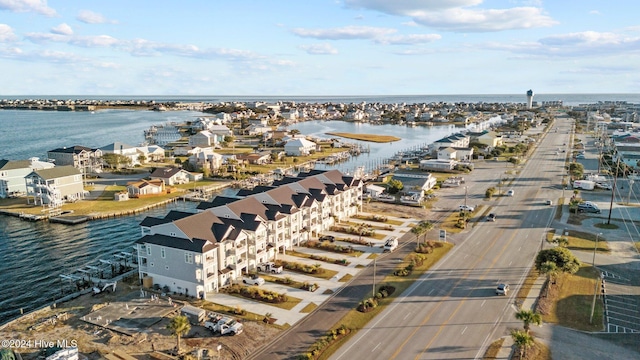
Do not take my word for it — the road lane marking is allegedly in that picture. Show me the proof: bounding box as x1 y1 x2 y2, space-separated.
464 254 469 259
461 326 467 335
428 289 435 295
509 261 512 266
372 343 381 352
481 300 486 307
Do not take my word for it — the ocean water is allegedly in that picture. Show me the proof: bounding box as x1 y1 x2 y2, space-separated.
0 93 637 325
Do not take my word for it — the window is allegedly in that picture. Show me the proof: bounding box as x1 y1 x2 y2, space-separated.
161 247 166 259
185 253 194 264
196 269 202 280
146 246 151 256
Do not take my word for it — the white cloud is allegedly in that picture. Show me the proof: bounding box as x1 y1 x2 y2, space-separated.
484 31 640 58
291 25 396 40
0 23 18 41
76 10 118 24
0 0 56 16
344 0 482 14
51 23 73 35
299 43 339 55
589 10 601 16
375 33 441 45
344 0 557 32
412 7 557 32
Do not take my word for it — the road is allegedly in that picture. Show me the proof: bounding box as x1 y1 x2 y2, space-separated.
329 121 575 359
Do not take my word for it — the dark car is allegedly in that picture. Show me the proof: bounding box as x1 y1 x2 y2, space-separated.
486 213 496 222
319 235 335 242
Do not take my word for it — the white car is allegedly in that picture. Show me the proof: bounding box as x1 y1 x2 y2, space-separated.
242 274 265 286
506 190 515 197
458 205 475 212
496 283 509 296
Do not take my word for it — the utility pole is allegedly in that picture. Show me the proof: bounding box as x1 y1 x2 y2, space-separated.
607 158 620 225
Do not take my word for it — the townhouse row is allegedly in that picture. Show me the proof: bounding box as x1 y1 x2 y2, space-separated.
135 169 363 300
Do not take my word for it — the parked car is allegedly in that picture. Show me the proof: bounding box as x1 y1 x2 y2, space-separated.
486 213 496 222
578 202 601 214
596 183 612 190
242 274 265 286
458 205 475 212
506 189 515 197
545 199 553 205
319 235 335 242
496 283 510 296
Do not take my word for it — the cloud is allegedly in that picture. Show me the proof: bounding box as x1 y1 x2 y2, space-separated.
0 23 18 41
299 43 339 55
484 31 640 58
343 0 557 32
76 10 118 24
51 23 73 35
0 0 57 16
589 10 601 16
375 33 441 45
291 25 396 40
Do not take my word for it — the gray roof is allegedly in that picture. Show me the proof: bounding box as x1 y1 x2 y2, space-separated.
135 234 216 253
0 159 31 170
29 165 81 180
48 145 98 154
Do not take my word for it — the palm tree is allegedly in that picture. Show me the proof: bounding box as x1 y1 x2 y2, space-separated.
515 309 542 334
539 260 559 296
419 221 433 243
166 315 191 354
511 330 534 359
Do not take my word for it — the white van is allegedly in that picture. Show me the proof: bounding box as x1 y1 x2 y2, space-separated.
383 237 398 252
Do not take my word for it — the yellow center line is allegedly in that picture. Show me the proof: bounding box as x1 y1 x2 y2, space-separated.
387 226 518 359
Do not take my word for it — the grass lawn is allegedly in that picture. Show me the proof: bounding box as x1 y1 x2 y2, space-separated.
538 265 604 332
300 302 318 313
315 243 453 359
222 291 303 311
546 231 610 253
515 267 541 309
483 338 504 359
325 132 401 143
439 209 481 234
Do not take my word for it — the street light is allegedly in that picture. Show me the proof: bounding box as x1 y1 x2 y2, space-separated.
589 232 603 324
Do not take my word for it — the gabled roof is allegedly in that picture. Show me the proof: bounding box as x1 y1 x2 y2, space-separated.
28 165 80 180
48 145 97 154
150 167 183 178
135 234 217 253
0 159 32 170
139 210 195 227
99 142 136 151
196 196 240 211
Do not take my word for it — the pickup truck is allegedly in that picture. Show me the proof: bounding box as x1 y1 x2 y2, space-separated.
257 262 283 274
242 274 265 286
205 317 244 336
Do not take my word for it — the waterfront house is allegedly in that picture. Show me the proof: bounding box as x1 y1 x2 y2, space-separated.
235 151 272 165
25 165 84 206
0 158 55 198
135 169 362 299
284 138 317 156
127 179 165 197
150 167 193 185
188 148 224 172
47 145 103 174
189 130 217 147
99 142 141 167
137 145 166 162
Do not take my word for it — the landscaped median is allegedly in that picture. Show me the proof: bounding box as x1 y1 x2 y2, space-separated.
300 241 453 360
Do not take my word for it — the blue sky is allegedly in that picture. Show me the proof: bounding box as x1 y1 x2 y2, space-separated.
1 0 640 95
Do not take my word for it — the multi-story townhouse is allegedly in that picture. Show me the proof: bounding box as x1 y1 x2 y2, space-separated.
0 158 54 198
47 145 103 174
25 165 84 206
136 170 362 298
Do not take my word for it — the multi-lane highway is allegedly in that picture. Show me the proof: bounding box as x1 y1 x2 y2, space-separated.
330 120 575 359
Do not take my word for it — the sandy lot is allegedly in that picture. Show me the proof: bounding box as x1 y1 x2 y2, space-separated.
0 284 280 360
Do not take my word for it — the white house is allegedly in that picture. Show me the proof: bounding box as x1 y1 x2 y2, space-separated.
0 158 55 198
284 138 317 156
189 148 224 172
99 142 141 167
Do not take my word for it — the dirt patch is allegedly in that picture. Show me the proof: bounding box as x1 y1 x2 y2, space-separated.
1 286 281 360
363 202 428 219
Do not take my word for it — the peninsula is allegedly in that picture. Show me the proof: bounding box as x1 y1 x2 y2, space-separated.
326 132 401 143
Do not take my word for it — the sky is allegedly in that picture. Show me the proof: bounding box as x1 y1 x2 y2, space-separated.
2 0 640 96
